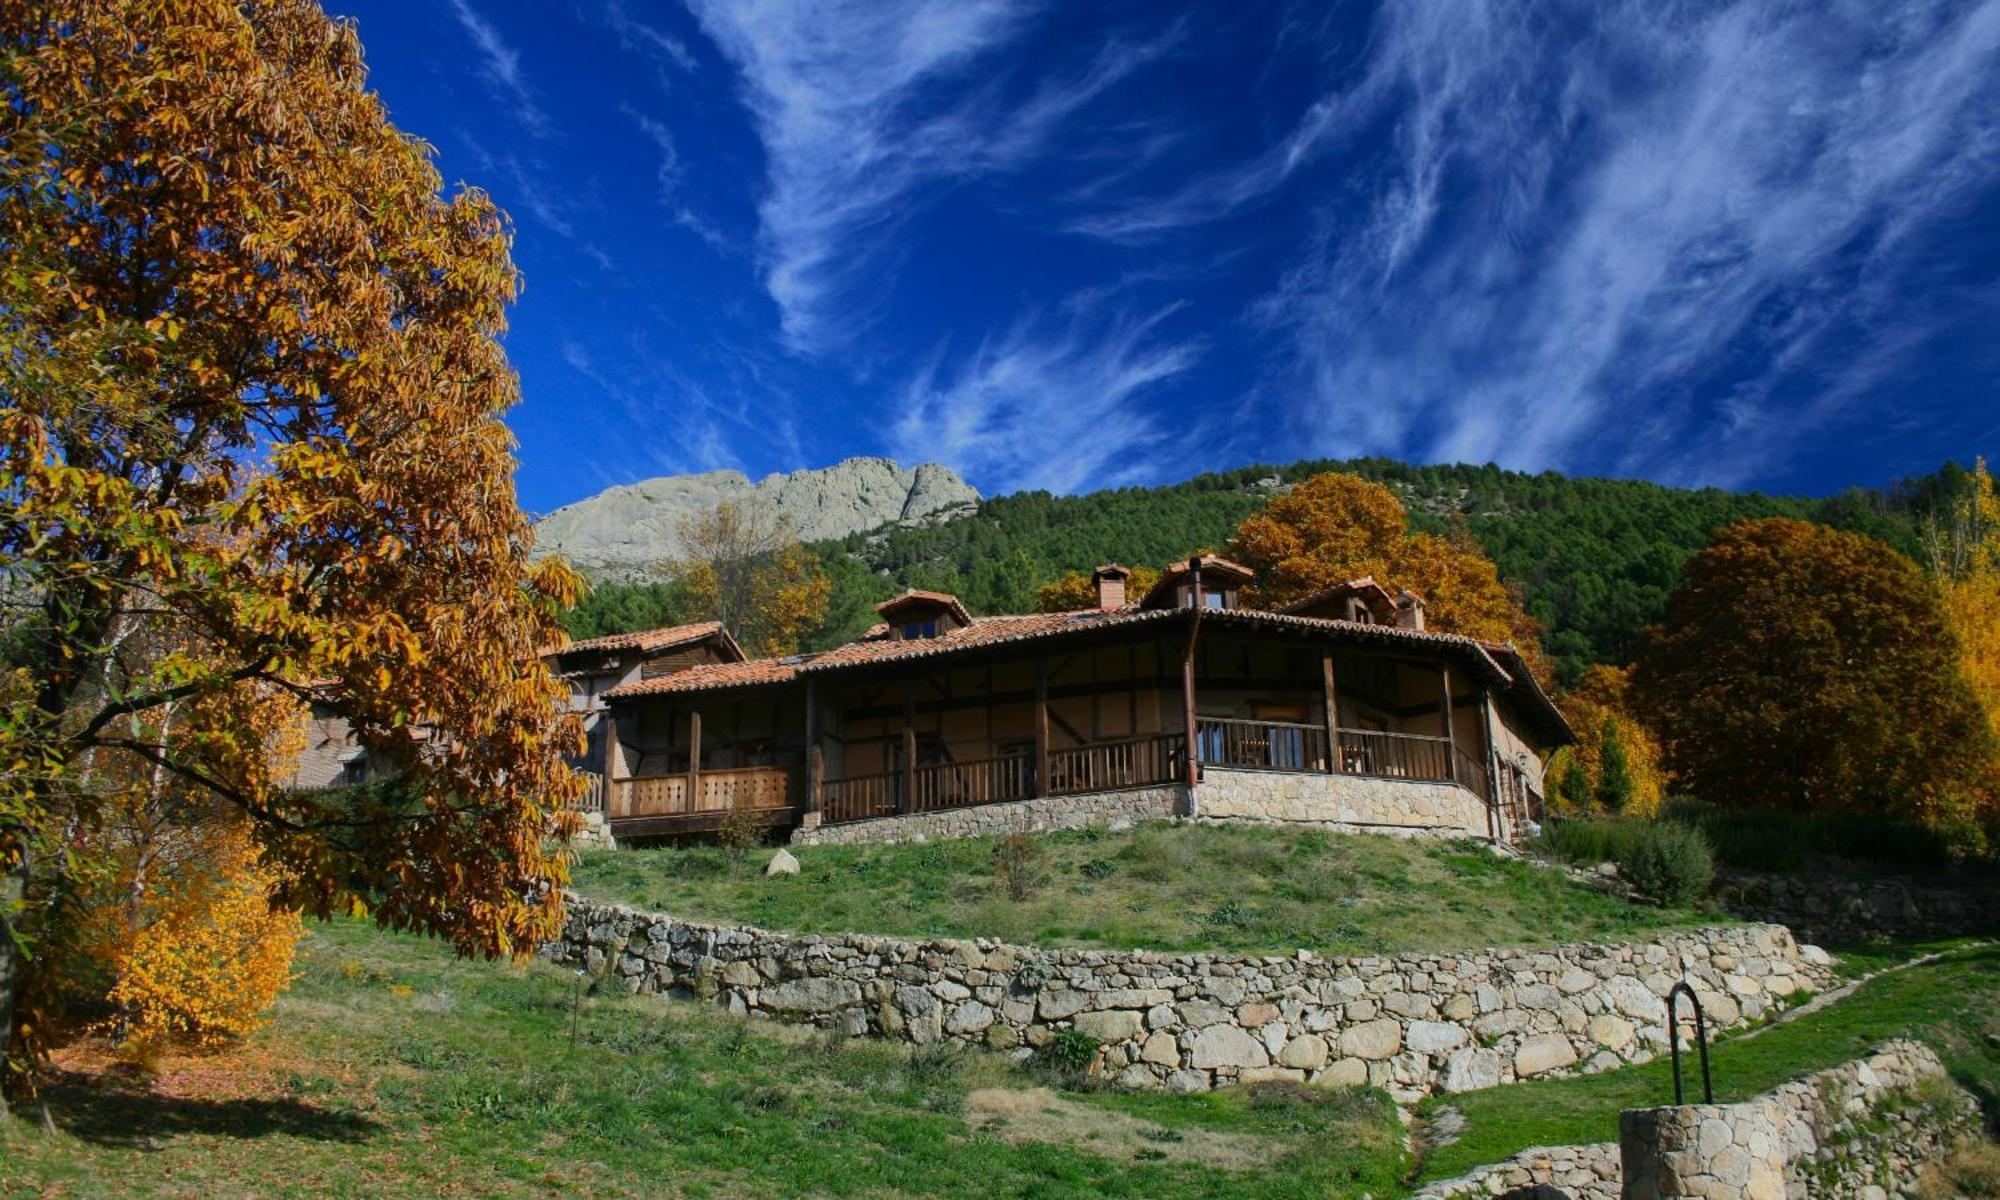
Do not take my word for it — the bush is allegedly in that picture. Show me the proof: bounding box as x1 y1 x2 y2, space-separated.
1617 822 1714 906
993 833 1039 901
1660 799 1958 873
1032 1028 1101 1080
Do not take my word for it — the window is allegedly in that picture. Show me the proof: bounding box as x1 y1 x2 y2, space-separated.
902 620 937 640
1205 590 1228 609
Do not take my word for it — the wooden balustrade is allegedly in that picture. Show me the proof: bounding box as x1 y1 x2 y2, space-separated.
1336 727 1453 783
1047 733 1183 795
570 772 606 814
610 766 794 822
821 771 898 825
909 752 1032 814
1454 745 1491 802
1196 718 1330 772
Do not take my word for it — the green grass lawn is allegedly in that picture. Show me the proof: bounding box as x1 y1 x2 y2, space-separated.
0 917 1410 1199
570 823 1718 955
1416 942 2000 1184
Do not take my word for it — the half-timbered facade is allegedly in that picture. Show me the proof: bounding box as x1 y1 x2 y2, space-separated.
592 559 1571 843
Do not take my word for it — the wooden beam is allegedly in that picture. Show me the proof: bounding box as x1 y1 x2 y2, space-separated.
900 679 916 815
1321 652 1341 775
1181 609 1201 790
1478 686 1500 842
1439 660 1457 782
686 708 702 814
1033 658 1050 798
602 710 623 818
804 678 822 815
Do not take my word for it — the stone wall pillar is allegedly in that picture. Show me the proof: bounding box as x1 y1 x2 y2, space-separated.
1620 1102 1785 1200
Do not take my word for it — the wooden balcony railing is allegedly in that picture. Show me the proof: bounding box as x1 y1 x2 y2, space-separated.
569 772 606 814
1196 718 1330 772
1454 744 1491 803
1047 733 1184 795
1336 728 1453 783
820 733 1184 826
821 770 898 825
910 752 1032 814
609 766 795 822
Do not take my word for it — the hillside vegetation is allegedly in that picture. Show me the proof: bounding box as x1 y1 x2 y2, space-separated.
569 456 1951 682
0 919 1409 1199
568 824 1714 956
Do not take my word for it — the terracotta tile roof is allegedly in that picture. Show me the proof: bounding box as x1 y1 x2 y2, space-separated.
549 621 738 659
604 654 809 697
596 602 1572 744
875 589 974 627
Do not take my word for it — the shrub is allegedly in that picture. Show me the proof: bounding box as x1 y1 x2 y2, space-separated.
1661 799 1957 873
1033 1028 1100 1076
993 833 1040 901
1616 822 1714 906
716 799 764 859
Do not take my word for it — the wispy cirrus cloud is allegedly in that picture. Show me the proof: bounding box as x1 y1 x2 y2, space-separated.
1240 0 2000 486
889 303 1201 493
685 0 1174 353
445 0 551 136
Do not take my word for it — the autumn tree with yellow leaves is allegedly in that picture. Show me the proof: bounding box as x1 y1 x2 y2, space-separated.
661 502 831 657
1544 667 1665 818
1228 473 1546 671
1921 458 2000 745
1033 566 1162 612
0 0 584 1105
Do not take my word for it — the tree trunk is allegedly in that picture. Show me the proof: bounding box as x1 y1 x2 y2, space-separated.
0 850 25 1122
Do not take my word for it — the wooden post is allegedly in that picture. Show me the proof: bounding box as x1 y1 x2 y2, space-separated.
602 709 622 818
900 679 916 815
1033 658 1050 797
1181 616 1201 792
1478 687 1501 841
1321 651 1341 774
687 708 702 814
1439 660 1457 781
804 678 822 816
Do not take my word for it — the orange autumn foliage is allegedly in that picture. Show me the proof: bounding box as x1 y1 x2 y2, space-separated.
1 0 586 1093
1635 518 1997 840
1034 566 1163 612
1546 666 1666 818
1228 473 1547 674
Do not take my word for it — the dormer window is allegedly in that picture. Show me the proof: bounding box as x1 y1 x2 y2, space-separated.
1144 555 1256 611
876 590 972 640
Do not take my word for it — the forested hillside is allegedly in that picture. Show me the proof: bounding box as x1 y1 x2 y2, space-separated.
568 457 1951 683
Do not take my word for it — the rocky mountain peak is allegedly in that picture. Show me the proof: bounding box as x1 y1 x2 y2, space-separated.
533 457 979 580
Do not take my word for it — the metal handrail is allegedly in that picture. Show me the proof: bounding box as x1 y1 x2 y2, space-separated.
1666 981 1714 1104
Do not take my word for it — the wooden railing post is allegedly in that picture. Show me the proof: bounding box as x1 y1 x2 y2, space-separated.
1321 651 1341 774
804 678 822 817
602 708 623 818
686 708 702 814
1439 660 1457 782
900 679 915 816
1033 658 1050 798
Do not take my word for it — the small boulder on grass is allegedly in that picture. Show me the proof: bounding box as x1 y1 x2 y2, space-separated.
766 848 801 877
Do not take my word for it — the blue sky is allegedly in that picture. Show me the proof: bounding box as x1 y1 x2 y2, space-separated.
329 0 2000 515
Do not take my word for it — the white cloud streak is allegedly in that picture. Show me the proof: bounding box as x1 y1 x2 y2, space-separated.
685 0 1172 353
1098 0 2000 485
889 304 1201 493
445 0 552 136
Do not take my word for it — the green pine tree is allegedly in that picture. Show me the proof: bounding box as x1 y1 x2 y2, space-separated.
1556 753 1592 812
1596 718 1636 813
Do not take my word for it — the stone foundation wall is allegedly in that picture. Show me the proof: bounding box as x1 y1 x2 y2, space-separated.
1195 769 1489 837
789 786 1184 847
1413 1144 1621 1200
544 897 1833 1100
1714 870 2000 946
567 810 616 850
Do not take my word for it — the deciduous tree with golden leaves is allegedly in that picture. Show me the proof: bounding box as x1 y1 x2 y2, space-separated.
662 502 830 657
1922 458 2000 745
1634 518 1996 844
0 0 583 1103
1228 473 1546 670
1545 666 1665 818
1033 566 1161 612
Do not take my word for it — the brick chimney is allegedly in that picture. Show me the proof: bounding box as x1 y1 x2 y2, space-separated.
1091 564 1133 611
1394 589 1426 631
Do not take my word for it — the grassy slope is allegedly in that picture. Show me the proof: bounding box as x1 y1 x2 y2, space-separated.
569 823 1716 956
1417 942 2000 1183
0 918 1409 1200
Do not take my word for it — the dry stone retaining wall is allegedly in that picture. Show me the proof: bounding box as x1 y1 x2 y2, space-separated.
791 770 1495 849
1195 768 1489 836
790 786 1182 847
1421 1041 1979 1199
1413 1143 1621 1199
544 897 1833 1100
